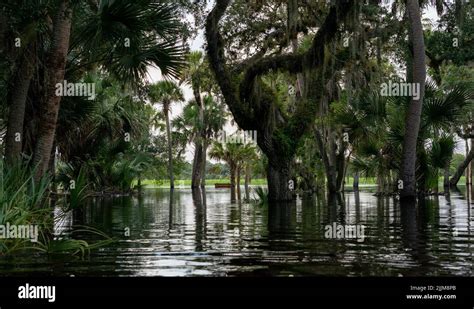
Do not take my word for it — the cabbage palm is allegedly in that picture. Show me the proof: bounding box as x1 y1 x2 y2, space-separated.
29 0 185 181
399 0 427 201
173 95 226 188
179 51 217 188
209 141 243 202
237 143 259 201
336 81 472 194
70 0 184 83
0 0 49 164
148 80 184 188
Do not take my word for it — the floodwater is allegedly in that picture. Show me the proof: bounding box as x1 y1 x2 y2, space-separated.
1 188 473 276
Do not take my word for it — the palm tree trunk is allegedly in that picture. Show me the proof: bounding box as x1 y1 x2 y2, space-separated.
443 160 451 189
201 139 208 188
230 162 236 202
33 0 72 181
353 171 359 191
336 149 346 191
468 138 473 187
400 0 426 201
5 43 36 163
236 166 241 200
164 101 174 188
48 141 57 193
244 164 251 201
191 90 205 188
450 146 474 187
191 140 203 188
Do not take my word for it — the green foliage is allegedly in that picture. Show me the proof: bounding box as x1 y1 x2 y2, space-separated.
55 74 165 193
68 166 90 210
253 186 269 206
0 162 51 248
0 162 112 256
72 0 185 83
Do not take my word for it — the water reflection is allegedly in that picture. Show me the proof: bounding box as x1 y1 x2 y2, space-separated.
0 188 472 277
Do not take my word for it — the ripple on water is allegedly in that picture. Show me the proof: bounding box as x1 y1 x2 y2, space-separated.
1 189 472 277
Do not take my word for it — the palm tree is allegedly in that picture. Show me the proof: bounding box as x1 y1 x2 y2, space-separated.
173 95 226 188
200 96 227 187
180 51 207 106
1 0 46 164
70 0 184 83
52 73 159 192
148 80 184 189
29 0 185 181
238 144 259 201
33 0 73 181
334 79 471 195
180 52 205 188
400 0 427 201
179 51 217 188
209 141 242 202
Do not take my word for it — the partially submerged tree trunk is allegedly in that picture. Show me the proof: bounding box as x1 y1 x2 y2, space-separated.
315 129 338 194
450 146 474 188
467 138 473 187
244 164 251 201
205 0 355 202
400 0 426 201
230 162 236 202
267 159 293 202
201 139 208 188
191 140 203 188
33 0 72 181
192 87 205 189
353 171 359 191
335 145 346 191
236 166 241 200
163 101 175 188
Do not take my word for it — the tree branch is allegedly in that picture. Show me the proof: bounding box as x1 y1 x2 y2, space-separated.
241 0 355 93
205 0 254 129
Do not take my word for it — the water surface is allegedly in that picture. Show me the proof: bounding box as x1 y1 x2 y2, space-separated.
1 188 472 277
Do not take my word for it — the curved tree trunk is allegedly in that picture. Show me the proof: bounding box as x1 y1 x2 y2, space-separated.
163 101 174 189
450 146 474 188
5 43 36 164
33 0 72 181
205 0 355 202
400 0 426 201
